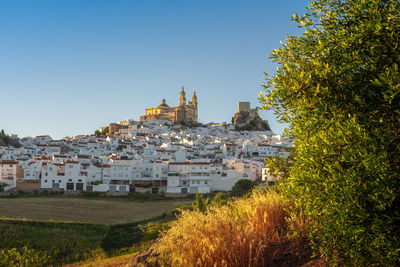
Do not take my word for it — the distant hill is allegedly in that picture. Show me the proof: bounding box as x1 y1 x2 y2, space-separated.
0 130 21 148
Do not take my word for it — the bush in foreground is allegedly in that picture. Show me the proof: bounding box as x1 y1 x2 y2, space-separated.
147 189 314 266
260 0 400 265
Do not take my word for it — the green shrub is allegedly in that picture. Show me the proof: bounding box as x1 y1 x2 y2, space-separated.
0 183 7 192
210 192 227 208
0 220 107 266
191 193 210 213
230 179 256 197
260 0 400 265
0 247 49 267
100 214 174 256
49 190 64 195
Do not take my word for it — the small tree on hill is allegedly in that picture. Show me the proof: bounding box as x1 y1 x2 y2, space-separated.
230 179 255 197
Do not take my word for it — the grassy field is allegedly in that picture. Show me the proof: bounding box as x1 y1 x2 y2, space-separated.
0 195 192 265
0 214 173 266
0 197 190 224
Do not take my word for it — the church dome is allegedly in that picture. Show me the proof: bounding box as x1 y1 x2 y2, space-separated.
158 99 169 107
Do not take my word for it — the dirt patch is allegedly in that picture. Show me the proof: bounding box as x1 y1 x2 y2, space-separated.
0 197 190 224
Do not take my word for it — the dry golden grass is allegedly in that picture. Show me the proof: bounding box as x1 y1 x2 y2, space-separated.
148 189 313 267
0 197 190 224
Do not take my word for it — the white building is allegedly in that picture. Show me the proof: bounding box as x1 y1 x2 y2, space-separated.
166 161 211 194
0 160 24 189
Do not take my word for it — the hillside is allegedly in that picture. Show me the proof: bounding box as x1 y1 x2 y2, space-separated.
80 189 325 267
0 130 20 148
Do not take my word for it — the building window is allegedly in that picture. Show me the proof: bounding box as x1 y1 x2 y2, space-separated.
44 180 47 183
205 181 208 184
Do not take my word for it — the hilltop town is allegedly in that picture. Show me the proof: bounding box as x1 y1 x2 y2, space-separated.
0 89 291 194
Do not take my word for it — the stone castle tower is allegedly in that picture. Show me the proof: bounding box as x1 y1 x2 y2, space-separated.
140 87 198 124
232 102 270 131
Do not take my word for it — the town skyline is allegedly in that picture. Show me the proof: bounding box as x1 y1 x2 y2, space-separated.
0 0 307 139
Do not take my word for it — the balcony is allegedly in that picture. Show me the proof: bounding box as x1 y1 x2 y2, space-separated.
1 177 14 181
191 172 210 176
168 173 189 177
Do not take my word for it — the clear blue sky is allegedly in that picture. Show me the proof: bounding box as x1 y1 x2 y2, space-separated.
0 0 309 139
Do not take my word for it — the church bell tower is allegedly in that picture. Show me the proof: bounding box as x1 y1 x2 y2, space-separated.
179 86 186 106
192 91 198 121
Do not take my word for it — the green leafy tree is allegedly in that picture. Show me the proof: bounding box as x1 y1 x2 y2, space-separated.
260 0 400 265
94 126 109 136
230 179 255 197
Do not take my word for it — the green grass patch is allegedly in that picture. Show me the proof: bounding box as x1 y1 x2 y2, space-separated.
0 219 107 266
0 213 176 266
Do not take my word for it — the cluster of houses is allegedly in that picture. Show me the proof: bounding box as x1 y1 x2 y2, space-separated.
0 120 291 194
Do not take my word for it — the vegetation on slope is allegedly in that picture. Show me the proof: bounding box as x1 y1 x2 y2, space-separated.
145 189 315 266
0 246 50 267
94 126 109 137
0 220 107 266
260 0 400 265
0 212 175 266
0 129 20 148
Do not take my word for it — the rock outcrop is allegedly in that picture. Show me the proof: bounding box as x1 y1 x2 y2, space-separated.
233 111 271 131
0 131 20 148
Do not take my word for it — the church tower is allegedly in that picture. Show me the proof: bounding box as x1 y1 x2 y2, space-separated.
141 87 198 124
192 91 197 106
179 86 186 106
192 91 198 121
